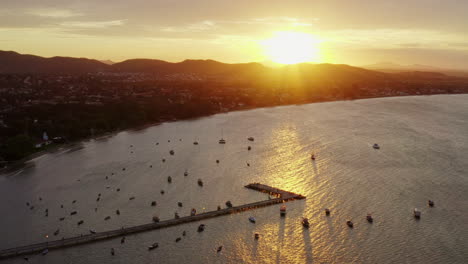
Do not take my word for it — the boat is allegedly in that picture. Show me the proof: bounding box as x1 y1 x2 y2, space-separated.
116 210 120 215
346 221 354 228
190 208 197 216
152 216 160 222
53 229 60 236
70 211 77 215
151 201 157 206
104 216 111 220
129 196 135 200
193 141 199 145
311 154 316 160
254 233 260 239
148 243 159 250
217 246 223 252
248 216 256 223
325 208 331 216
248 137 254 141
178 202 183 207
225 201 233 208
219 139 226 144
174 212 180 219
167 176 172 183
42 249 49 256
111 248 115 256
175 237 182 242
248 146 251 151
59 217 65 221
302 218 310 228
366 214 373 223
184 171 188 176
428 200 434 207
77 220 84 225
197 224 206 232
373 143 380 149
121 237 125 244
90 230 96 234
198 179 203 186
414 208 421 219
280 205 286 216
169 150 174 155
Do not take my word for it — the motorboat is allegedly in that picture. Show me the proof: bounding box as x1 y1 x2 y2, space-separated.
174 212 180 219
280 205 286 216
225 201 233 208
346 221 354 228
184 171 188 176
366 214 373 223
42 249 49 256
167 176 172 183
148 243 159 250
302 218 310 228
198 179 203 186
178 202 183 207
70 211 77 215
248 146 251 151
428 200 434 207
90 230 96 234
249 216 256 223
373 143 380 149
325 208 331 216
77 220 84 225
197 224 206 232
311 154 316 160
219 138 226 144
111 248 115 256
152 216 160 222
414 208 421 219
169 150 174 155
190 208 197 216
104 216 111 220
248 137 255 142
254 233 260 239
217 246 223 252
151 201 157 206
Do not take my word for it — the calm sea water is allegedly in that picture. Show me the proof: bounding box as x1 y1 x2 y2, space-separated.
1 95 467 264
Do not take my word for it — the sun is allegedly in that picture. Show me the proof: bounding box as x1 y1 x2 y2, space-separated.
262 31 321 65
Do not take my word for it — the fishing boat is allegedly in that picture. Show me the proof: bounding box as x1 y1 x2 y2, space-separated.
249 216 256 223
366 214 373 223
254 233 260 239
219 138 226 144
302 218 310 228
346 220 354 228
311 154 316 160
373 143 380 149
198 179 203 186
167 176 172 183
248 137 255 141
325 208 331 216
148 243 159 250
280 205 286 216
428 200 434 207
414 208 421 219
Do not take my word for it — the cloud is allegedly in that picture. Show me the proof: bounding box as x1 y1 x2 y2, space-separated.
60 20 127 29
25 8 83 18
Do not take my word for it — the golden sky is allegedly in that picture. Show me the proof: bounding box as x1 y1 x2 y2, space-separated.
1 0 468 69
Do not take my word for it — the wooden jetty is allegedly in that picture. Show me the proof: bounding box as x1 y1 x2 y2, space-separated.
0 183 305 260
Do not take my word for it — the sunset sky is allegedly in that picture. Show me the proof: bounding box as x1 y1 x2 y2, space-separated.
1 0 468 69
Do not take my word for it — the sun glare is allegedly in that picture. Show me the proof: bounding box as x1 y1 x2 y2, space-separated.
262 31 321 65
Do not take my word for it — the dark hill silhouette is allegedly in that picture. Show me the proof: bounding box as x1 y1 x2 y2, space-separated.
0 51 110 74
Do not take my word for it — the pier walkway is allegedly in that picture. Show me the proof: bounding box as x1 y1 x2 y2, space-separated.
0 183 305 260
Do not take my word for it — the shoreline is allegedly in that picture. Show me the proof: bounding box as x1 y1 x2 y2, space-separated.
1 92 465 175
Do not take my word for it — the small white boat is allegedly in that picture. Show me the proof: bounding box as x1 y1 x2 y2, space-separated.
248 216 256 223
373 143 380 149
90 230 96 234
148 243 159 250
414 208 421 219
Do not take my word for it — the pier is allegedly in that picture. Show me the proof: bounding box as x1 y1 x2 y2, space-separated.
0 183 305 260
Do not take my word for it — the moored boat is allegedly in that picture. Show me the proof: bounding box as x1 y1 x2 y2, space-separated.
414 208 421 219
225 201 233 208
428 200 434 207
190 208 197 216
346 220 354 228
280 205 286 216
373 143 380 149
248 137 255 141
248 216 256 223
198 179 203 186
148 243 159 250
366 214 373 223
325 208 330 216
302 218 310 228
197 224 206 232
219 138 226 144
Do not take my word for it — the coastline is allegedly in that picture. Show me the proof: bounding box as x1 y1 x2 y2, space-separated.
1 92 466 175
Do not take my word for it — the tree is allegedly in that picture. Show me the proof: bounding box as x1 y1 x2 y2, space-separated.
3 134 34 161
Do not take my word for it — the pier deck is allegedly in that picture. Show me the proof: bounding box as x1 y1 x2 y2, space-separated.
0 183 305 260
